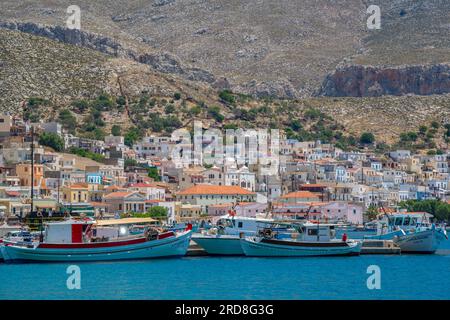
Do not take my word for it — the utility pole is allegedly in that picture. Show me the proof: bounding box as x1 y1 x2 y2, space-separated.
30 126 35 213
57 172 60 204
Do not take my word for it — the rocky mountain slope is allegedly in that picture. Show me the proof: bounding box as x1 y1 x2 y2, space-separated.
1 0 449 98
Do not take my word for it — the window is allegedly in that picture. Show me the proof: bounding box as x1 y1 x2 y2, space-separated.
403 217 411 226
307 229 318 236
238 222 243 228
394 217 403 226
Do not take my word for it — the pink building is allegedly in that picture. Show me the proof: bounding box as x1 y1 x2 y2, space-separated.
273 201 363 225
235 202 268 217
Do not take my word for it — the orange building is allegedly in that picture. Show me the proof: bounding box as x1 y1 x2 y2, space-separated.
16 163 44 187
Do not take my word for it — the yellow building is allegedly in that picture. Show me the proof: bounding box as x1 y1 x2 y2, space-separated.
62 183 89 203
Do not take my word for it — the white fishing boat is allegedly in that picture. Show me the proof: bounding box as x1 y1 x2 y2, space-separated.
192 215 280 255
1 217 192 263
365 212 447 253
240 222 362 257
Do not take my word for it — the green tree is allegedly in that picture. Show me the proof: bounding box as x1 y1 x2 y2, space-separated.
365 205 379 221
147 167 161 181
290 119 302 132
124 158 138 168
39 132 64 152
399 199 450 222
147 206 168 219
58 109 77 133
92 94 114 111
111 125 122 136
124 127 142 147
360 132 375 144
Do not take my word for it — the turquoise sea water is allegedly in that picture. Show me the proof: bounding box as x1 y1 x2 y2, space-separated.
1 233 450 300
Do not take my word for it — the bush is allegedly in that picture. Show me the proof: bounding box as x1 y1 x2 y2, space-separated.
218 90 235 105
173 92 181 100
165 104 176 114
431 121 440 129
304 108 323 120
189 106 201 117
72 100 89 113
208 106 224 122
39 132 64 152
360 132 375 144
111 125 122 136
69 147 105 162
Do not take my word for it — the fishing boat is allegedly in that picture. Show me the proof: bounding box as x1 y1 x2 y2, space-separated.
1 217 192 263
240 222 362 257
192 215 282 255
364 212 447 253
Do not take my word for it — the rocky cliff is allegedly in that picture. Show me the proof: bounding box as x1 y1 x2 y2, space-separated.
0 21 217 86
319 64 450 97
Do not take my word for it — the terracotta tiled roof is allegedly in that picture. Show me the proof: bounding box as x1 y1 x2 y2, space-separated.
68 183 89 189
144 199 160 203
209 203 234 208
103 191 133 199
281 191 320 199
177 184 255 196
6 191 20 197
130 183 163 188
105 185 122 191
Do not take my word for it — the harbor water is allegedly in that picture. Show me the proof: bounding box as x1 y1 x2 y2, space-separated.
1 232 449 300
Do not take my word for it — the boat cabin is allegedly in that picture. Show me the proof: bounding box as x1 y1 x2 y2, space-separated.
216 215 273 236
44 219 94 244
42 218 159 244
377 212 433 234
299 223 337 242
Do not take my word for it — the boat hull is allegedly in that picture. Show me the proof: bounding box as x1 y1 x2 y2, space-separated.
192 234 243 255
240 237 362 257
394 229 447 253
1 231 192 263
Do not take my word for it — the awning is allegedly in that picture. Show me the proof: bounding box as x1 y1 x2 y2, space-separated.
95 217 157 226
